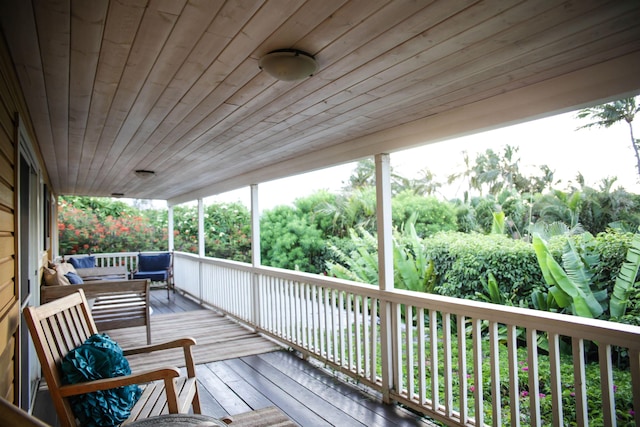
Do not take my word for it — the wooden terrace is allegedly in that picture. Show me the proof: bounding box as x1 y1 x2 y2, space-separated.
33 290 433 427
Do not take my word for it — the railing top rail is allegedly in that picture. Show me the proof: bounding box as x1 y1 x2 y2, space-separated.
62 252 139 258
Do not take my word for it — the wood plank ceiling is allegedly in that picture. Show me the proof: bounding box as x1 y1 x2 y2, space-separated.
1 0 639 202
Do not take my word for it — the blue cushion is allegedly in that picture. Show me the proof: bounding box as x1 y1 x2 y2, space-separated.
69 256 96 269
133 270 168 282
65 272 84 284
61 333 141 427
137 253 171 272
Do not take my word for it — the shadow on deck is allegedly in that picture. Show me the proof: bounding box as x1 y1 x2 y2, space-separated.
33 290 434 426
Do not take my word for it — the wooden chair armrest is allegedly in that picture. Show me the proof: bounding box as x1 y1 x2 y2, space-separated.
124 338 198 378
123 337 196 356
58 367 180 397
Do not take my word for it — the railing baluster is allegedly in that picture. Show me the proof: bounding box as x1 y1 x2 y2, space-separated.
317 286 324 357
442 312 452 417
548 332 563 426
294 281 301 345
266 276 273 333
339 291 344 367
430 309 439 412
472 318 484 427
458 315 468 425
489 321 501 426
324 287 331 360
331 290 341 364
630 349 640 426
276 279 283 339
355 295 362 376
599 344 615 427
350 294 355 371
369 297 377 384
406 305 414 401
310 285 317 354
392 302 402 400
507 324 520 427
304 284 311 352
418 308 426 406
527 329 541 427
286 280 292 341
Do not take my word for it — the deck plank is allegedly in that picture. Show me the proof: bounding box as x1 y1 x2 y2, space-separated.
259 351 430 426
206 361 275 410
196 364 253 416
223 357 336 426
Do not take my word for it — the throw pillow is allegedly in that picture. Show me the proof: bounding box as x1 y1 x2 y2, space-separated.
61 334 142 427
43 267 71 286
65 272 84 285
69 256 96 269
56 262 78 275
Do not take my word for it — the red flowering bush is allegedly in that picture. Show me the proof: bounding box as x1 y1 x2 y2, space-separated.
58 198 167 255
58 197 250 261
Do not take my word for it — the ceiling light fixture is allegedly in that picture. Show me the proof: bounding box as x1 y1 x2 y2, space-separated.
258 49 318 81
134 169 155 178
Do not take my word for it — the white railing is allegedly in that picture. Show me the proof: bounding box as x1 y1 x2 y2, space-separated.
62 252 139 271
176 252 640 426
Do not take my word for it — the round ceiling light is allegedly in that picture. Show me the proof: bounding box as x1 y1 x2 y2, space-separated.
258 49 318 81
134 169 155 178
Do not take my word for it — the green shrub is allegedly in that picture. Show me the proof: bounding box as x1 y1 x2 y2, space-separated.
593 229 635 289
452 201 479 233
392 191 457 238
471 196 500 233
260 205 327 273
424 232 548 304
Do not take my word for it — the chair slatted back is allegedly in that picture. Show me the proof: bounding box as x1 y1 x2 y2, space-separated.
41 279 151 344
24 290 98 426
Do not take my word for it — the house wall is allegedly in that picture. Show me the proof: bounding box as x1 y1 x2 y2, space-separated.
0 29 49 408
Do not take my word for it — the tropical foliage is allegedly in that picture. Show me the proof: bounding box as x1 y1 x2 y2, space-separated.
577 97 640 178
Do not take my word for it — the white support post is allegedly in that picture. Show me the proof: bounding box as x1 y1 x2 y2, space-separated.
198 198 205 300
251 184 261 266
375 153 395 403
251 184 261 326
198 198 205 257
168 206 174 251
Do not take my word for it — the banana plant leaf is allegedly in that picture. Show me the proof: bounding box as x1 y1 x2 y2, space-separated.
545 254 603 318
533 235 555 285
610 230 640 319
533 234 603 318
548 286 572 308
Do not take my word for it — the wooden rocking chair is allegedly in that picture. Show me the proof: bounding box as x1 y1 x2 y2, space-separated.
23 289 201 426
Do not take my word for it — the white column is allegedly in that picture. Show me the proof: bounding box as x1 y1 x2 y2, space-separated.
198 198 205 257
376 153 394 292
251 184 261 266
375 153 395 403
167 205 174 251
251 185 261 326
198 198 205 301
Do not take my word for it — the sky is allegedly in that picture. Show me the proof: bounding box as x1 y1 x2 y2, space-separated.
204 106 639 211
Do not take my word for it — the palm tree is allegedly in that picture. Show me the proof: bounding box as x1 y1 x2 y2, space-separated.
577 97 640 180
344 158 376 190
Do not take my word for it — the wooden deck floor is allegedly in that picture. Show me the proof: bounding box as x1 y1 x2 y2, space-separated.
33 290 434 426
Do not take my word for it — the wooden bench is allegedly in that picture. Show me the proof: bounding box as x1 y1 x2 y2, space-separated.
41 279 151 344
